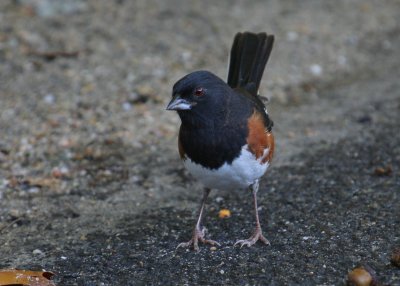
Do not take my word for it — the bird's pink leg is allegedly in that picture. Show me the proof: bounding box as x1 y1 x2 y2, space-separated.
235 180 270 247
177 188 220 251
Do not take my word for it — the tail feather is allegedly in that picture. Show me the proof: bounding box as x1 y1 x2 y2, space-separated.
227 32 274 96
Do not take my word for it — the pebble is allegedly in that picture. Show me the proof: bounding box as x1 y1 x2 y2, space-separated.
52 166 70 178
103 170 112 176
43 94 55 104
181 51 192 62
286 31 299 42
309 64 323 76
33 249 44 255
28 187 40 194
122 102 133 111
59 137 74 148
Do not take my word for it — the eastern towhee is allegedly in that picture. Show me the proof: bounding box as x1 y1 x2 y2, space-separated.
167 32 275 251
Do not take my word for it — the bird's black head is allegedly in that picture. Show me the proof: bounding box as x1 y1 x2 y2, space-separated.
166 71 231 128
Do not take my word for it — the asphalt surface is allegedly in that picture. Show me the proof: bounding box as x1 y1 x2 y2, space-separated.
0 0 399 285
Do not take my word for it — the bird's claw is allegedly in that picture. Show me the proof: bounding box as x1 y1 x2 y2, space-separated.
176 227 220 251
234 229 270 248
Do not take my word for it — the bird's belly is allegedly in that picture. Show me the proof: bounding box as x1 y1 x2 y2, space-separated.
183 145 270 190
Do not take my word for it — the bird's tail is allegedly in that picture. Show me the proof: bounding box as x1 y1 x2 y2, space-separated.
227 32 274 96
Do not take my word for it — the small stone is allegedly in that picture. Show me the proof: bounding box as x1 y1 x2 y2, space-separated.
181 51 192 62
28 187 40 194
52 166 70 178
44 94 55 104
33 249 44 255
122 102 132 111
219 270 224 274
309 64 323 76
59 138 71 148
103 170 112 176
51 167 63 178
286 31 298 42
210 246 217 251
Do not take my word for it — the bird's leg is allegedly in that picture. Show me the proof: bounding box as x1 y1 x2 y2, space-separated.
234 180 270 247
177 188 220 251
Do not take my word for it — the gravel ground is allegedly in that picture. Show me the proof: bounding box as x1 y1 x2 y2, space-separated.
0 0 399 285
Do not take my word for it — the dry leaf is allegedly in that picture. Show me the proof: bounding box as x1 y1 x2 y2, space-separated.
27 177 60 189
0 269 56 286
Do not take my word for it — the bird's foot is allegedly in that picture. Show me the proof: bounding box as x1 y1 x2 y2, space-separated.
234 227 270 248
176 227 220 251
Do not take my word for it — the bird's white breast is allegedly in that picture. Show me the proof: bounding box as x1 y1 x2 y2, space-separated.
183 144 270 190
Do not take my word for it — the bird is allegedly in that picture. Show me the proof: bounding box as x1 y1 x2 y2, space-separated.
166 32 275 251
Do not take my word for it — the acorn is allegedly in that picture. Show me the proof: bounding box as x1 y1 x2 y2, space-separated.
373 165 392 176
390 248 400 268
347 265 378 286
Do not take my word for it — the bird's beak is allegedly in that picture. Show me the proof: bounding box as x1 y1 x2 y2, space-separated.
166 94 193 110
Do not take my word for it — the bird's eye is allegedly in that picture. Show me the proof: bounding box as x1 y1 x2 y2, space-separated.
194 87 205 97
